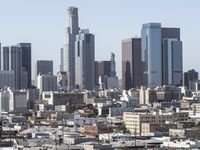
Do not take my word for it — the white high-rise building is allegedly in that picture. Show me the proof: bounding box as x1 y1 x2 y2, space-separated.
63 7 79 90
75 29 95 90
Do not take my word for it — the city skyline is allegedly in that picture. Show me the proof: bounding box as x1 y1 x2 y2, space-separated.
0 0 200 78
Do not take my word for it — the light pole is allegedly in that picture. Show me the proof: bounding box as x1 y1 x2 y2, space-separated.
54 131 57 150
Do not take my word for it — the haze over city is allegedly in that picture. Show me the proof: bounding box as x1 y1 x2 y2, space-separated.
2 1 200 149
0 0 200 77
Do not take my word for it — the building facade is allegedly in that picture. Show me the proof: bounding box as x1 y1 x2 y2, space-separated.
123 111 188 134
57 71 68 91
60 48 64 71
75 29 95 90
19 43 32 88
10 46 22 89
184 69 198 89
162 28 182 86
64 6 79 90
37 74 57 94
141 23 162 88
95 61 111 86
122 38 143 90
1 44 31 89
0 71 15 89
36 60 53 76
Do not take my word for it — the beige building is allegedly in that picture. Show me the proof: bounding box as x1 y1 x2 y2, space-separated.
191 103 200 114
139 86 156 105
123 111 188 135
169 128 200 139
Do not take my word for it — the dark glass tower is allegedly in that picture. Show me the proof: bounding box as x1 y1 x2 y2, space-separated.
18 43 32 88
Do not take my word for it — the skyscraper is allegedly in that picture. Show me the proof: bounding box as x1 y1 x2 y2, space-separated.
163 39 182 86
2 46 10 70
95 61 111 85
64 6 79 90
161 28 182 86
60 48 64 71
10 46 22 89
19 43 32 88
141 23 162 88
1 43 31 89
35 60 53 86
122 38 143 90
184 69 198 89
36 60 53 76
75 29 95 90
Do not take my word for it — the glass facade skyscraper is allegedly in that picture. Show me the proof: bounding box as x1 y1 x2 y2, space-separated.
141 23 162 88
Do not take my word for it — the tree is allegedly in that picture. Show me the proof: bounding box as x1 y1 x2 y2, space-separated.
23 112 33 119
119 123 130 134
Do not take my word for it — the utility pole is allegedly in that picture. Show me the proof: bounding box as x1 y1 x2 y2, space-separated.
9 124 11 147
54 131 57 150
134 128 136 148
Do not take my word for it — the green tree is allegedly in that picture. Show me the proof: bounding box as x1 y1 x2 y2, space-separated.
119 123 129 134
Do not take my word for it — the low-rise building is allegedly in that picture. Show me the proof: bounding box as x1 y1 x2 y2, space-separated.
141 123 177 135
123 111 188 135
80 125 98 137
169 128 200 139
42 92 84 111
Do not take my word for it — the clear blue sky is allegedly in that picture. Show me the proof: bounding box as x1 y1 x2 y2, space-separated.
0 0 200 78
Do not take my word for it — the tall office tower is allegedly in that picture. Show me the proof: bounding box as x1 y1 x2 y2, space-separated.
60 48 64 71
36 60 53 76
110 52 116 77
141 23 162 88
122 38 143 90
18 43 32 88
2 47 10 70
10 46 22 89
95 61 111 85
163 39 182 86
37 74 57 95
184 69 199 89
161 28 180 41
64 6 79 90
161 28 182 85
1 44 31 89
75 29 95 90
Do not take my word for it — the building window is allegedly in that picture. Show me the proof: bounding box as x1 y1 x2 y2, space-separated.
78 42 80 57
